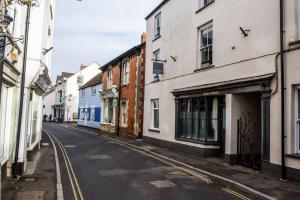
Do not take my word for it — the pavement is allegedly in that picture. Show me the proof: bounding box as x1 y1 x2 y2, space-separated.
57 122 300 200
43 122 259 200
2 133 56 200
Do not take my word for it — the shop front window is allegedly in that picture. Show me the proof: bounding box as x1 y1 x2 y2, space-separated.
177 96 221 143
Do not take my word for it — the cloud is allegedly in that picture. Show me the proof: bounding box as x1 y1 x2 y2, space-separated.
51 0 162 81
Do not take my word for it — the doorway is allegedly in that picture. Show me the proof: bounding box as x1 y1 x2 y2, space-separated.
236 93 261 170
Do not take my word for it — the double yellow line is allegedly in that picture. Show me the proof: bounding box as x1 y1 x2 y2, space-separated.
50 133 84 200
222 187 252 200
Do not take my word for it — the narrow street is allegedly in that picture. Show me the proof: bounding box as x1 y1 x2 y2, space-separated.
43 123 251 200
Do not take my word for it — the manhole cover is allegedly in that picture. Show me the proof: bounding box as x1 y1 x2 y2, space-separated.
15 191 45 200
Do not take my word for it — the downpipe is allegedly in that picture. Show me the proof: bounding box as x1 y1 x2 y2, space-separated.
13 4 31 178
279 0 286 180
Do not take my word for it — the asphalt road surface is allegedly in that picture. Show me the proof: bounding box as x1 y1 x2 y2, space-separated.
43 123 251 200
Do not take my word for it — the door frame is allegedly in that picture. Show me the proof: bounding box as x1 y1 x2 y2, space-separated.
295 87 300 154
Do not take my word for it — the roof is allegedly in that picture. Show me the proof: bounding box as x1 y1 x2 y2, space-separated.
100 43 145 71
145 0 169 20
80 73 102 89
61 72 74 78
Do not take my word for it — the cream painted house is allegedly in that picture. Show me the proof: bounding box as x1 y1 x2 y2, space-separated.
143 0 300 181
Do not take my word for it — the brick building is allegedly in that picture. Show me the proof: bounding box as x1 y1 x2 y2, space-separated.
100 33 146 137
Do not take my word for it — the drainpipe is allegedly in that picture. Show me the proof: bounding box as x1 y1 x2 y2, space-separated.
115 62 122 136
13 4 31 178
279 0 286 180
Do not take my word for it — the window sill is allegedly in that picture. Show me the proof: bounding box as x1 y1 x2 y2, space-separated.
148 128 160 133
151 79 160 83
152 35 161 42
195 0 215 14
121 84 129 87
194 65 215 73
175 136 219 145
286 153 300 160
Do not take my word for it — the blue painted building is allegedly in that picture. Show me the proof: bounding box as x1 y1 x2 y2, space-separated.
78 73 102 129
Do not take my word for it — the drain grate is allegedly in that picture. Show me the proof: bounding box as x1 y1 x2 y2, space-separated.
15 191 45 200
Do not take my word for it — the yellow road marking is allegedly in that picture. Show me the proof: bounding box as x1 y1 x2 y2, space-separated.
222 188 252 200
51 134 84 200
50 135 78 200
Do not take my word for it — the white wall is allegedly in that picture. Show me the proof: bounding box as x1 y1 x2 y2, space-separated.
144 0 300 171
65 63 101 122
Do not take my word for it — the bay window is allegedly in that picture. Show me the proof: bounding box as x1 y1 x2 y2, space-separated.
177 96 222 143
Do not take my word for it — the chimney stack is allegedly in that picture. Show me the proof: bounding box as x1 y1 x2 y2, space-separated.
141 32 147 44
80 64 87 71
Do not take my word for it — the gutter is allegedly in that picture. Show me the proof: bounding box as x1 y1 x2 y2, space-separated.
279 0 286 180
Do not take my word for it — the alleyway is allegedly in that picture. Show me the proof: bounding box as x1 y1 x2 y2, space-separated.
43 123 253 200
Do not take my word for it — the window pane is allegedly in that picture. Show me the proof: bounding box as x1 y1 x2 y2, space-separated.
154 110 159 129
186 99 192 139
192 98 199 140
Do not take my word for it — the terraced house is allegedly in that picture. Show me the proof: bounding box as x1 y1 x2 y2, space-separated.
78 73 103 129
143 0 300 181
100 33 146 137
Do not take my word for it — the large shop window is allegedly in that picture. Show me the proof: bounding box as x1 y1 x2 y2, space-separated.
177 96 220 143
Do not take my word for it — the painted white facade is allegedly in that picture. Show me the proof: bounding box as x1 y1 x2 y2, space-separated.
16 0 56 173
0 1 27 191
64 63 101 122
144 0 300 178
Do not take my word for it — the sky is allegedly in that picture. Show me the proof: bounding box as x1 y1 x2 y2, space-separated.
51 0 161 82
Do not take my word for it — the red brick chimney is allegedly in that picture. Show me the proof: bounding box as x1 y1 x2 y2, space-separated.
80 64 87 71
141 32 147 44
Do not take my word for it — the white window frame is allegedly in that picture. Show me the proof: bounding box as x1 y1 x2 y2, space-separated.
120 101 128 127
90 106 95 122
198 0 214 9
0 85 12 164
298 2 300 40
151 99 160 130
123 61 130 85
154 13 161 38
108 68 113 89
77 75 84 85
91 86 97 96
198 23 213 69
80 108 84 121
295 87 300 154
153 49 160 61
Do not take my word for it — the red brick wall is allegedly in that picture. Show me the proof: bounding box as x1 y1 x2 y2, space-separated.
119 56 138 135
101 45 146 137
102 64 120 92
